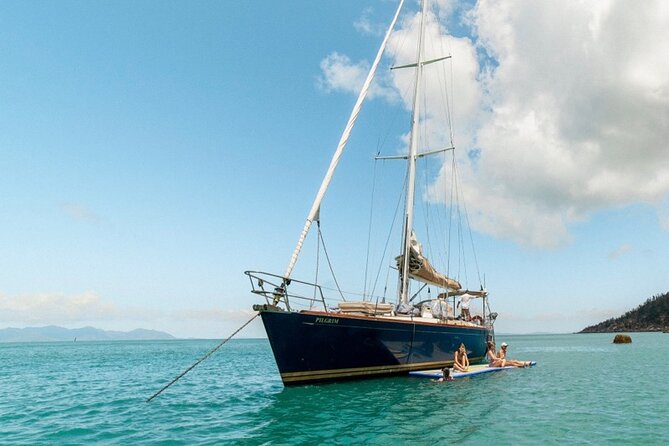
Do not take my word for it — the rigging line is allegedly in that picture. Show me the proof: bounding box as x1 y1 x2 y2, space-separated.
438 59 454 148
454 162 464 282
446 151 455 278
444 24 455 147
435 88 453 277
434 158 448 275
421 161 439 275
315 285 384 303
415 73 436 269
409 283 428 302
377 80 413 152
280 290 340 306
422 138 448 277
316 283 377 299
312 217 321 310
382 263 392 303
370 168 407 299
363 156 379 301
453 159 464 282
146 313 259 403
419 150 433 265
425 104 436 267
454 160 483 285
439 157 449 277
433 27 453 148
454 161 470 286
317 223 347 302
430 156 446 273
423 6 453 150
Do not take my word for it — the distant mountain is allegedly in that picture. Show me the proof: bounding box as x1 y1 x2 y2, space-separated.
0 325 175 342
580 292 669 333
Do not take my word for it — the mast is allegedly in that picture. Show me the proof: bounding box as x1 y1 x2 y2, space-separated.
400 0 427 304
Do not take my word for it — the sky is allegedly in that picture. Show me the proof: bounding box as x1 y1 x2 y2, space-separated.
1 0 668 338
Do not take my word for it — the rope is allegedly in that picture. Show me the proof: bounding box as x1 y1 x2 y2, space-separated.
146 313 259 403
318 223 347 302
363 154 379 301
312 220 321 310
370 171 406 298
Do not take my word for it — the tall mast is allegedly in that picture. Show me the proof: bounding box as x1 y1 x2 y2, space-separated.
400 0 427 304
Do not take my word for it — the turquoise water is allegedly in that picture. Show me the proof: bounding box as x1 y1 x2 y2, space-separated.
2 333 668 444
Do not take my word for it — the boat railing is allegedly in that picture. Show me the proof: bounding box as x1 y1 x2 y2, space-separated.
245 271 496 327
485 311 498 330
245 270 330 312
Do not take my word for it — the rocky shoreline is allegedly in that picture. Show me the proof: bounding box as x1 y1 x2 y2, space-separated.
580 323 668 333
579 291 669 333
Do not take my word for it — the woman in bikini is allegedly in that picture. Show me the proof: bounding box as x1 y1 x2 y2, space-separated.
497 342 531 367
486 341 505 367
453 343 470 372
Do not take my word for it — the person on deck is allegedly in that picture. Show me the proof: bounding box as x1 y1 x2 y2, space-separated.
453 343 470 372
497 342 531 367
457 293 472 321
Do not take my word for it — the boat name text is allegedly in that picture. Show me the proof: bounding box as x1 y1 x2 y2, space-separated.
315 317 339 324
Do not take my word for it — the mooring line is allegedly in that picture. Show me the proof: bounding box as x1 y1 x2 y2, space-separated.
146 313 259 403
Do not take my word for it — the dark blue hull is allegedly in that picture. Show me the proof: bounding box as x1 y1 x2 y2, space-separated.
259 308 491 385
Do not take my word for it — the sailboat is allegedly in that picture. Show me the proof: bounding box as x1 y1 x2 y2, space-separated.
246 0 496 386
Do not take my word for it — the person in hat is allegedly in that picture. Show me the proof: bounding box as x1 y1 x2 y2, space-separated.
497 342 531 367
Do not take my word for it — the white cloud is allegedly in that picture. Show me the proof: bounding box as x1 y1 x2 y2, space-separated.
354 7 386 36
465 0 669 246
608 243 632 260
0 291 158 324
387 6 483 145
317 52 398 102
0 291 265 339
321 1 669 248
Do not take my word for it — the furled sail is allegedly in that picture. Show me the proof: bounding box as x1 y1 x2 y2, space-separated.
396 232 461 290
449 289 488 297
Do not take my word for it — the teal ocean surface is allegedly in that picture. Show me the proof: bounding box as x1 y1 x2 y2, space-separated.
2 332 668 444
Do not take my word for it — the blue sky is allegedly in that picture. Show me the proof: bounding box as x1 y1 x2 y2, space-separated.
1 0 668 338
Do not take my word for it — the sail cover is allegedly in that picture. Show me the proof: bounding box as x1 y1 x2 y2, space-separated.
396 232 461 290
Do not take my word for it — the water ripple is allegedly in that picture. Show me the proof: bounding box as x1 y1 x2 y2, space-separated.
1 334 668 444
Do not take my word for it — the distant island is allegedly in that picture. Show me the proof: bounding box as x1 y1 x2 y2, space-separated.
0 325 175 343
580 292 669 333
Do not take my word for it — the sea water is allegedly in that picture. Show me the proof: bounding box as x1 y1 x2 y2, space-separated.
1 333 668 445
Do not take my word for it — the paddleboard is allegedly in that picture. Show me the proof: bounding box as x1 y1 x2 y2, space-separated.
410 362 536 379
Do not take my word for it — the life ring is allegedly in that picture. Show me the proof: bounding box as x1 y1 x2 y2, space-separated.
471 315 483 325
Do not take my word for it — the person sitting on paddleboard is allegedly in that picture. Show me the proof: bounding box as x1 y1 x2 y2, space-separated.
453 343 469 372
486 341 505 367
497 342 531 368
